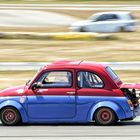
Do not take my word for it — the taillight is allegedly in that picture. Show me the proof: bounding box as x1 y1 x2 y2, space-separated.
125 22 135 26
127 99 134 110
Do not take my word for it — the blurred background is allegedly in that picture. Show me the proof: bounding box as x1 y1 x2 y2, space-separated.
0 0 140 89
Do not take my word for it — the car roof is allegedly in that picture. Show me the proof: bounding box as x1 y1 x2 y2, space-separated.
42 60 107 70
94 11 130 16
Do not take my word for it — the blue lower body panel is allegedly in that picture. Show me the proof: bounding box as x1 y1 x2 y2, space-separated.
0 95 139 124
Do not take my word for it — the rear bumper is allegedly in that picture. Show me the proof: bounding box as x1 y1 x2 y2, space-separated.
134 106 140 117
122 106 140 121
129 106 140 120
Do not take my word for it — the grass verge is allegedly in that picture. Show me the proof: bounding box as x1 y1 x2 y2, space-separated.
0 32 114 40
0 29 139 62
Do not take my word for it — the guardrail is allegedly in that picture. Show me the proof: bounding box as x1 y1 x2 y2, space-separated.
0 62 140 71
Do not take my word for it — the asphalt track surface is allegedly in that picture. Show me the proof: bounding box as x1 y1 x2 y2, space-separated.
0 10 79 27
0 4 140 27
1 117 140 140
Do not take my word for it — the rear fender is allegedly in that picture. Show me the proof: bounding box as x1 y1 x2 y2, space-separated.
87 101 126 121
0 100 28 123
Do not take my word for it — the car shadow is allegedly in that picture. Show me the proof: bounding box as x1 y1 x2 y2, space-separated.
1 121 140 127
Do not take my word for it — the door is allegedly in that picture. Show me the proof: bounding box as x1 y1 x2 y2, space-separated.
27 69 76 120
88 14 120 32
76 70 114 104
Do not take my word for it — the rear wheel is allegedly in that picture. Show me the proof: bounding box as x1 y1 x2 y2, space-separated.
0 107 21 126
94 108 117 125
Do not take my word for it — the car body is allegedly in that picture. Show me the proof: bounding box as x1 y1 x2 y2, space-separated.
70 12 137 33
0 60 140 126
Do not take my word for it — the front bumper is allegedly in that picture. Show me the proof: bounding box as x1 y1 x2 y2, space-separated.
69 26 80 32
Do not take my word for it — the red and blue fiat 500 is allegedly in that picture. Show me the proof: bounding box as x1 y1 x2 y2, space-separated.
0 60 140 126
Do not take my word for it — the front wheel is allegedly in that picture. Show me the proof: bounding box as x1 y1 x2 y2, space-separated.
118 26 125 32
94 108 117 126
0 107 21 126
80 27 86 32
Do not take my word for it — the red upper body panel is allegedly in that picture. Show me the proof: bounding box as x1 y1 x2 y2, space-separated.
0 60 138 97
0 85 25 96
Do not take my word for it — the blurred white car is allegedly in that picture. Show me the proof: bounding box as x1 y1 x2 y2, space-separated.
70 12 137 33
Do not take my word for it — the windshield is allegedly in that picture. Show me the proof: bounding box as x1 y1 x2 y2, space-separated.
106 66 119 81
88 14 99 21
129 13 135 20
26 66 42 86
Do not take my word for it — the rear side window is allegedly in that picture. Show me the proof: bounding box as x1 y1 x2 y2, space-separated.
106 66 118 80
77 71 104 88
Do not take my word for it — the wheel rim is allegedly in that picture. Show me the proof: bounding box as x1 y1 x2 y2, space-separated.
2 109 17 124
100 111 111 121
97 108 113 124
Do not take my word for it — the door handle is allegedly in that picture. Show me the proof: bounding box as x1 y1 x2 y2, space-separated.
66 92 75 95
36 89 48 93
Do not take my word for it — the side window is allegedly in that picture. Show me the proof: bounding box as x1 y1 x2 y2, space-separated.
96 14 119 21
108 14 119 20
96 14 107 21
77 71 104 88
37 71 72 88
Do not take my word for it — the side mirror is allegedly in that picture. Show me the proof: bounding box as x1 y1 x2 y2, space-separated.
90 19 96 22
31 82 43 90
31 83 38 90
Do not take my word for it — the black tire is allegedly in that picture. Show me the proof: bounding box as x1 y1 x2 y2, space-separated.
94 107 117 126
119 26 125 32
0 107 21 126
80 27 86 32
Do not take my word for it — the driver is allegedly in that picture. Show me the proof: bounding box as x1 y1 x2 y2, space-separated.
42 77 49 84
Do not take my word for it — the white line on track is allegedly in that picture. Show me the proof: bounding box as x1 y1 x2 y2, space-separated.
0 4 140 11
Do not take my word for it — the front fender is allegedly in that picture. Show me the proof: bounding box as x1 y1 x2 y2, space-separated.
0 100 28 123
87 101 126 121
